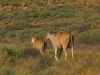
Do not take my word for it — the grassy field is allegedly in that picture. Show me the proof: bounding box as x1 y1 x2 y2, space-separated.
0 0 100 75
0 43 100 75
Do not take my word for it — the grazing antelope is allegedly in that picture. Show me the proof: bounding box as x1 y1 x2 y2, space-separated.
31 36 47 55
45 27 74 61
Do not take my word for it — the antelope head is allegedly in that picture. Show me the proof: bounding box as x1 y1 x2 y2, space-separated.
45 26 55 40
31 35 38 44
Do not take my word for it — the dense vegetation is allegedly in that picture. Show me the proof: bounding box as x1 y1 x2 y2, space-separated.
0 0 100 75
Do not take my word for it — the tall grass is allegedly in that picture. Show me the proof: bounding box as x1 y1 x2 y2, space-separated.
0 44 100 75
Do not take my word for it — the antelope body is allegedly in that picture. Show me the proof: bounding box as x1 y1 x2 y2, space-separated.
31 36 47 55
46 28 74 61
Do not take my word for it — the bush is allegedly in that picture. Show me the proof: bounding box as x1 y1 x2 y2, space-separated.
33 54 54 73
0 12 8 19
38 10 56 19
0 44 21 58
23 48 40 58
78 28 100 44
86 14 100 24
13 20 33 29
0 0 9 6
39 6 79 19
13 29 35 40
0 66 16 75
37 28 47 38
56 9 78 18
0 26 8 37
6 31 16 38
0 44 21 66
38 68 59 75
13 9 39 20
94 4 100 13
55 8 79 18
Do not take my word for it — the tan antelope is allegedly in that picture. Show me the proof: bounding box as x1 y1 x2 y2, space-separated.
45 27 74 61
31 36 47 55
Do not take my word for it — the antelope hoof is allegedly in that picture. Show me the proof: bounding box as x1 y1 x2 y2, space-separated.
55 57 59 61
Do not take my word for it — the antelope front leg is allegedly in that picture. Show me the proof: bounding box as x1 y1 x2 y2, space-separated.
55 48 59 61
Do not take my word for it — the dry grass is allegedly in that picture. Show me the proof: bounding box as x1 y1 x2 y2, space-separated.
0 43 100 75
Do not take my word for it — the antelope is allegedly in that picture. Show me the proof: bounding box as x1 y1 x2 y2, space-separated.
31 36 47 55
45 27 74 61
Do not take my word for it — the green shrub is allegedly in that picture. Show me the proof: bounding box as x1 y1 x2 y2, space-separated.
0 44 21 58
39 11 52 19
5 67 16 75
23 48 40 58
1 1 9 6
37 28 47 38
94 4 100 13
13 20 33 29
13 29 35 40
6 31 16 38
78 29 100 44
0 66 16 75
33 54 54 73
0 44 21 66
56 10 78 18
13 9 39 20
0 12 8 19
13 13 28 20
38 68 59 75
55 8 79 18
0 26 8 37
28 12 39 18
86 14 100 24
39 7 79 19
27 9 39 18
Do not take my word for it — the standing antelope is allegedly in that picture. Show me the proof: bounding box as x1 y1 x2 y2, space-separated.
31 36 47 55
45 27 74 61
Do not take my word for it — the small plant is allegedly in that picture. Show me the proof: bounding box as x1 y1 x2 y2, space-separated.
33 54 54 74
78 28 100 44
0 44 21 58
13 29 35 41
0 11 8 19
0 66 16 75
0 26 8 37
38 68 59 75
85 14 100 27
13 20 32 29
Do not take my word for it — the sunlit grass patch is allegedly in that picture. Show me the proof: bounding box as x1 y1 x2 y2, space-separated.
0 66 16 75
